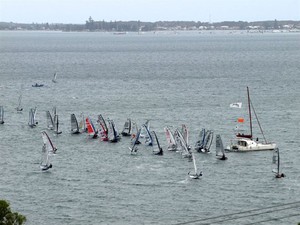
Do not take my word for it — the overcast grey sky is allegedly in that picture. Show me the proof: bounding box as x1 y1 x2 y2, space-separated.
0 0 299 24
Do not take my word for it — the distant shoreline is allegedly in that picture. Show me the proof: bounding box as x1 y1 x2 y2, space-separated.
1 19 300 32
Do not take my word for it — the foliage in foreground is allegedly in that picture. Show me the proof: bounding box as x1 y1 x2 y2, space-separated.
0 200 26 225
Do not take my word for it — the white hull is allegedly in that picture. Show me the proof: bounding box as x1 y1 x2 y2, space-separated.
226 138 276 152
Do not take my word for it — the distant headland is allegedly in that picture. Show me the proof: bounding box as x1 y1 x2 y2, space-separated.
1 18 300 32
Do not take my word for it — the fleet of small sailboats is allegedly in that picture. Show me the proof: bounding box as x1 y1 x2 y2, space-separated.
1 83 283 179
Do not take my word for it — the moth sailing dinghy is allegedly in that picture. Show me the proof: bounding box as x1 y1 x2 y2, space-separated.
188 153 202 179
16 94 23 112
52 72 58 83
86 117 98 138
97 114 108 141
70 114 80 134
140 119 150 138
164 126 176 151
151 131 163 155
121 118 132 136
272 148 285 178
226 87 276 152
141 123 153 146
215 134 227 160
129 128 141 154
79 113 87 133
131 122 141 145
53 114 62 134
28 108 38 128
174 129 192 159
107 119 120 142
195 129 214 153
40 131 57 171
0 106 4 124
46 110 54 130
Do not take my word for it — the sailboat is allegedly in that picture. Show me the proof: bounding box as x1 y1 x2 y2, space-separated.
40 131 57 171
140 119 150 138
28 108 37 128
16 84 23 112
52 72 57 83
272 148 285 178
78 113 87 133
131 122 141 145
215 134 227 160
151 131 163 155
46 110 54 130
141 123 153 146
16 94 23 112
129 128 141 154
226 87 276 152
195 129 214 153
188 153 202 179
85 117 98 138
121 118 132 136
97 114 108 141
53 114 62 134
164 126 177 151
0 106 4 124
174 129 192 159
107 119 120 142
70 114 80 134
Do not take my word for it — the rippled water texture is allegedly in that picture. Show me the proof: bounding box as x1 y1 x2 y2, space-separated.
0 31 299 224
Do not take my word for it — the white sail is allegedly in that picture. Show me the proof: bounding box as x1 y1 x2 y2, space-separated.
28 108 36 127
121 118 131 136
42 131 57 155
189 153 202 179
71 114 80 134
129 128 141 154
52 72 57 83
164 126 176 151
195 128 206 152
16 94 23 112
40 131 56 170
140 119 150 138
46 111 54 130
54 114 62 134
174 129 191 158
181 124 189 146
79 113 86 133
215 134 224 156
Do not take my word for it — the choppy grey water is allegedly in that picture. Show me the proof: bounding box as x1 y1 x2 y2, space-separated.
0 30 299 225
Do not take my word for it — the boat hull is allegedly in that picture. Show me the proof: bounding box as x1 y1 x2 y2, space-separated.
226 138 276 152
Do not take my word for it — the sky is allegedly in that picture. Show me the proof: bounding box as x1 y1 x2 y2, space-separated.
0 0 299 24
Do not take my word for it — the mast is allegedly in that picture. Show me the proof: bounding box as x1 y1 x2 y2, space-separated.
247 86 253 138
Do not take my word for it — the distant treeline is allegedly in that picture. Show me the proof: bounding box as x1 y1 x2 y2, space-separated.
1 17 299 31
